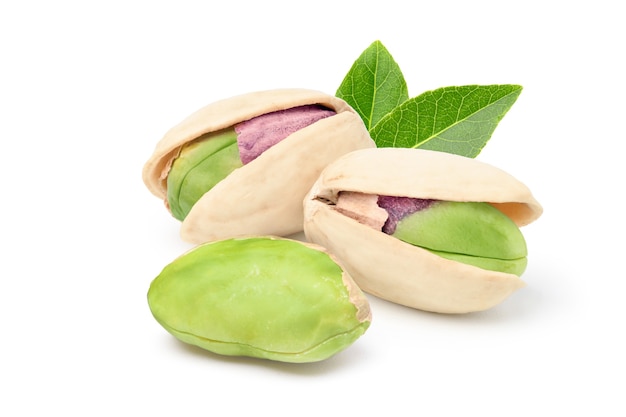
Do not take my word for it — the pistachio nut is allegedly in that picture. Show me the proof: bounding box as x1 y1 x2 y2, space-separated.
303 148 543 314
147 236 372 363
142 89 375 244
379 197 528 276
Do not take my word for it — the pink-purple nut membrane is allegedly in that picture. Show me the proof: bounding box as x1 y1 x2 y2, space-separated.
378 196 436 234
166 105 336 221
236 105 336 164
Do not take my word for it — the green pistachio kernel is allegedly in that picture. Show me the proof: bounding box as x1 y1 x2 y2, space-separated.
392 201 528 276
147 236 371 363
166 129 242 221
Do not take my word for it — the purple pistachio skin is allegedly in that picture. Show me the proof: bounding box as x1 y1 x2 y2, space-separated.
235 105 336 164
377 196 437 234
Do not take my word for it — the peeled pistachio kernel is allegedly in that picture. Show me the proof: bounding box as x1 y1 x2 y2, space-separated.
303 148 543 314
142 89 375 244
385 198 528 276
147 236 371 363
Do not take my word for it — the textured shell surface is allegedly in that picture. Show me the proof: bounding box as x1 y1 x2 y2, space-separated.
303 148 543 313
141 89 375 243
142 88 360 199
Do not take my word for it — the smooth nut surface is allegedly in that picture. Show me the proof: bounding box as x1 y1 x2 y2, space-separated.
390 200 528 276
142 89 375 243
303 148 543 314
147 236 371 363
166 128 242 221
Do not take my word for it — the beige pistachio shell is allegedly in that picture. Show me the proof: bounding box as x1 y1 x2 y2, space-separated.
303 148 543 314
141 89 374 243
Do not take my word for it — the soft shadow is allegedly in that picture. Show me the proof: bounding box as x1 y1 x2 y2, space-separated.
169 336 370 376
367 272 549 326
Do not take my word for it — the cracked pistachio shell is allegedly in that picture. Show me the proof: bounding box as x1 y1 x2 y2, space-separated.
303 148 543 314
142 89 375 244
147 236 371 363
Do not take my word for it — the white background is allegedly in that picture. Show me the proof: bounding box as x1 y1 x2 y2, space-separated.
2 1 624 415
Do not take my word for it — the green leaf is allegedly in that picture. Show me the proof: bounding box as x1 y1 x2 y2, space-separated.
336 40 408 130
370 85 523 157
